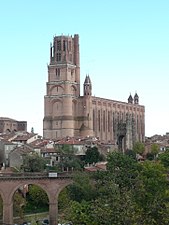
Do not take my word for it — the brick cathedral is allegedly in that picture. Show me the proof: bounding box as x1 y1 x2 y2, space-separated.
43 34 145 150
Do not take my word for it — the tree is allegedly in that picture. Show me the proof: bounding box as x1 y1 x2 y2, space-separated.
22 153 46 172
57 144 84 171
158 150 169 168
133 141 145 155
134 161 169 224
57 144 77 155
85 146 101 164
91 186 137 225
26 185 48 212
60 156 84 171
106 151 141 189
13 191 26 219
67 171 97 202
60 152 169 224
58 188 71 212
64 200 95 225
151 143 159 159
125 149 136 159
146 152 154 160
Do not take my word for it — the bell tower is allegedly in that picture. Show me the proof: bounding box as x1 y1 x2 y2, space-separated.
43 34 80 139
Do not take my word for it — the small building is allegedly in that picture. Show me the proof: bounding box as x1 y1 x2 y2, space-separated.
0 117 27 133
0 139 17 167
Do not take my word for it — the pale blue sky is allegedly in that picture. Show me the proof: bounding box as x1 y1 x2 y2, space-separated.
0 0 169 137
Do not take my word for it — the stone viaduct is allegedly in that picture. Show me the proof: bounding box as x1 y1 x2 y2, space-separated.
0 172 72 225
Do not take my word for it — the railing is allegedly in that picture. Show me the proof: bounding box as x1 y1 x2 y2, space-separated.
0 171 73 180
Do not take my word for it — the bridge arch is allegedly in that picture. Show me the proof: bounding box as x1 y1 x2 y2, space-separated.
0 173 72 225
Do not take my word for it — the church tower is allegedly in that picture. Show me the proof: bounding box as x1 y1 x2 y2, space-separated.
43 34 80 139
79 75 93 137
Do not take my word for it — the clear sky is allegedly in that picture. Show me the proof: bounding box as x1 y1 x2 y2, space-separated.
0 0 169 137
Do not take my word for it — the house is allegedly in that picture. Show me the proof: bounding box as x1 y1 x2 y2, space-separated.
9 145 34 169
0 139 17 167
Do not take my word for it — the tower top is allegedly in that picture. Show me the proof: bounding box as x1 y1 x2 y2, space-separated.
50 34 79 66
84 74 92 96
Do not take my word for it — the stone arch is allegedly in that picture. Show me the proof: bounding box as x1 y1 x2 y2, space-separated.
50 85 64 95
52 99 63 116
0 177 72 225
11 181 50 202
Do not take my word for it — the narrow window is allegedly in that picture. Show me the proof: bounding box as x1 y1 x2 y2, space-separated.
57 40 61 51
108 111 110 132
93 110 95 131
103 111 106 132
58 68 60 76
69 41 71 50
63 40 66 51
56 68 60 76
98 110 101 131
56 53 61 61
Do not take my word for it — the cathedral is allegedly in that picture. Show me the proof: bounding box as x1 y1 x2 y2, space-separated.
43 34 145 150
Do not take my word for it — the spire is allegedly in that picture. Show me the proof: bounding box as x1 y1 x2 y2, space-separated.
84 74 92 96
134 92 139 104
128 93 133 104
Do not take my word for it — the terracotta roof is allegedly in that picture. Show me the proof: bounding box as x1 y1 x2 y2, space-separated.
84 162 107 172
12 133 36 141
10 145 33 155
0 139 16 145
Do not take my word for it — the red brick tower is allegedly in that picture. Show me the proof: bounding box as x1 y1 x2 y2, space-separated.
43 34 80 139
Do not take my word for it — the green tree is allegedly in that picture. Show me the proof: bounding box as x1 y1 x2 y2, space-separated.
22 153 46 172
106 151 141 189
68 171 97 202
125 149 136 159
158 150 169 168
60 153 169 225
26 185 48 212
151 143 159 159
134 161 169 224
133 141 145 155
85 146 101 164
91 185 137 225
57 144 84 171
64 200 95 225
13 191 26 218
146 152 154 160
57 144 77 155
